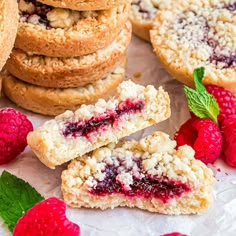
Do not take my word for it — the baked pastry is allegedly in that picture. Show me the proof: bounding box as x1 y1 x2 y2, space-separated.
2 62 126 116
0 0 18 70
37 0 131 11
61 131 215 214
6 21 131 88
16 0 130 57
130 0 171 41
150 0 236 93
27 80 170 168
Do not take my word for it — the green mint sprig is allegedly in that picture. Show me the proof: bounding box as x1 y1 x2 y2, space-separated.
0 171 44 232
184 67 219 123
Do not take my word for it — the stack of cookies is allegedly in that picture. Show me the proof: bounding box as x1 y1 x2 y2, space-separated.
2 0 131 116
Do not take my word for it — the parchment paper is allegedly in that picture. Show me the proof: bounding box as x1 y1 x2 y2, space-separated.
1 35 236 236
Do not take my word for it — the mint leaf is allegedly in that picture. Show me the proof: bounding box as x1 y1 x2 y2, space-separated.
193 67 206 93
184 67 219 123
0 171 44 232
184 86 219 123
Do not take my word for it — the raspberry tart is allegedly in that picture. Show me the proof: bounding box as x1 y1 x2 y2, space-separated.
27 80 170 168
16 0 130 57
37 0 130 11
6 21 131 88
61 131 215 214
2 61 126 116
150 0 236 93
0 0 18 70
130 0 171 41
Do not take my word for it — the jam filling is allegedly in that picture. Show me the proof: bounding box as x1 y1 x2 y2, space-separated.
19 0 52 28
90 166 190 203
63 99 145 138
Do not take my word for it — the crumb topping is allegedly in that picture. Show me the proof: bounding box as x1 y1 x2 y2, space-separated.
152 0 236 70
18 0 126 29
131 0 171 21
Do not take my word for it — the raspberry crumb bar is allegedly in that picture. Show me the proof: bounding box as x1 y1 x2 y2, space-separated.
27 80 170 168
150 0 236 92
61 131 215 214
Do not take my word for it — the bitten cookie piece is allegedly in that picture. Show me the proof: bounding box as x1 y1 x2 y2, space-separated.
16 0 130 57
37 0 131 11
150 0 236 93
130 0 171 41
0 0 18 70
27 81 170 168
61 131 215 214
6 21 131 88
2 62 126 116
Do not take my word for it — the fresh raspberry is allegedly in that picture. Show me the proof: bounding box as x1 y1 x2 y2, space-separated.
174 117 223 164
206 84 236 124
13 197 80 236
221 115 236 168
162 233 187 236
0 108 33 164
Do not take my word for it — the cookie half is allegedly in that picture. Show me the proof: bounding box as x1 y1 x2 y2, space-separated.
62 131 214 214
130 0 171 41
150 0 236 93
2 62 126 116
37 0 131 11
27 80 170 169
0 0 18 70
6 21 131 88
16 0 130 57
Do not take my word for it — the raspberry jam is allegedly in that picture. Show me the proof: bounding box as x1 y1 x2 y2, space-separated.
90 166 190 203
63 99 145 138
226 2 236 11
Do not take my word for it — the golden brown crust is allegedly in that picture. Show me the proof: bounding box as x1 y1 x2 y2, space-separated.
37 0 131 11
15 4 130 57
131 19 152 42
6 22 131 88
150 0 236 93
2 62 126 116
0 0 18 70
61 131 215 214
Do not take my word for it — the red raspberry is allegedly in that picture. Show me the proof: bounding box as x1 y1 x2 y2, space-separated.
174 117 223 164
162 233 187 236
206 84 236 124
13 197 80 236
0 108 33 164
221 115 236 168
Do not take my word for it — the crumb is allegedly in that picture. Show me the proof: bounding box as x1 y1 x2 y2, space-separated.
133 71 141 78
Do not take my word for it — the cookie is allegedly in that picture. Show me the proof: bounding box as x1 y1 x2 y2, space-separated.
150 0 236 93
16 0 130 57
0 0 18 70
61 131 215 214
37 0 131 11
130 0 171 41
6 21 131 88
27 80 170 169
2 61 126 116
